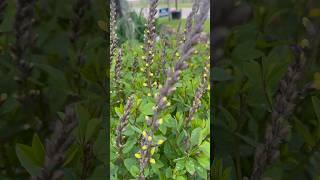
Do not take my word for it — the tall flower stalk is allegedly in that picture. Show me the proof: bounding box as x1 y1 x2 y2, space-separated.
185 59 209 127
114 47 122 89
11 0 37 84
250 46 308 180
32 105 78 180
137 0 210 179
116 95 134 156
142 0 159 89
110 0 118 61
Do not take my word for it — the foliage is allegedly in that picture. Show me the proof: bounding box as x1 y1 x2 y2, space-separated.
110 0 210 179
0 0 107 179
214 0 320 179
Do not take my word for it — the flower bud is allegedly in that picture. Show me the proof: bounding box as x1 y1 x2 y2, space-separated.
135 153 141 159
157 139 164 145
150 158 156 164
142 145 147 150
147 136 152 142
142 131 147 137
151 147 155 155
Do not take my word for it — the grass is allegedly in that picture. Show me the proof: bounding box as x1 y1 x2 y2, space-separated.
157 18 210 33
129 2 193 8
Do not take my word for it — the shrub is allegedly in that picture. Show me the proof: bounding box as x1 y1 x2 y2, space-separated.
110 0 210 179
0 0 107 179
214 0 320 179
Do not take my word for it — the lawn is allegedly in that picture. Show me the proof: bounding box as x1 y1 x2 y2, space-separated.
129 1 193 8
157 18 210 33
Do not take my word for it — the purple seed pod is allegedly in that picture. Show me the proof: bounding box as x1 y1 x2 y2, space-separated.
251 48 308 180
138 0 210 179
116 95 134 154
31 105 78 180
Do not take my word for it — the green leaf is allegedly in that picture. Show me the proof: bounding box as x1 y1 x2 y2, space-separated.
176 129 188 152
196 153 210 170
199 141 210 157
114 105 124 118
85 118 102 143
75 105 91 142
139 102 155 115
64 144 79 166
175 158 185 171
186 158 195 175
190 128 202 147
31 134 45 165
196 165 207 179
124 158 139 177
219 106 237 131
94 130 107 163
129 166 139 177
232 41 264 62
16 144 41 176
122 137 136 154
176 176 186 180
163 114 176 128
294 117 316 147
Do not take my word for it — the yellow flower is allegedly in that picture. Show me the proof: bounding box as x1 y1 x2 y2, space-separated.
313 72 320 90
142 56 146 59
135 153 141 159
194 50 198 54
143 83 147 87
142 145 147 150
157 140 164 145
162 96 167 102
140 67 145 72
175 52 180 57
149 73 154 77
151 147 155 155
146 63 149 67
150 158 156 164
152 82 157 86
140 45 143 49
166 102 171 106
158 118 163 125
142 131 147 137
147 93 151 96
152 106 157 110
207 85 210 90
147 136 152 142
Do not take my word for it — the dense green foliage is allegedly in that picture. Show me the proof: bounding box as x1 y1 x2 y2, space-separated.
0 0 107 179
110 39 210 179
109 0 210 179
214 0 320 179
